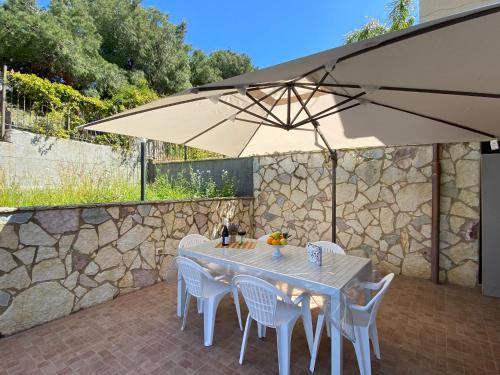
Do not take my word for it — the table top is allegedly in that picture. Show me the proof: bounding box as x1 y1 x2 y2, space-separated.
178 239 372 295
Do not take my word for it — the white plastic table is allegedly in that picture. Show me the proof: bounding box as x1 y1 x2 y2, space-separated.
177 239 372 375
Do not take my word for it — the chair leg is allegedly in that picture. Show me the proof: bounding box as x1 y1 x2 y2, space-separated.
197 297 203 314
181 292 191 331
309 313 325 373
300 295 314 356
239 314 252 365
352 329 365 375
232 289 243 331
257 323 267 338
354 326 371 375
276 322 295 375
369 323 381 360
203 294 225 347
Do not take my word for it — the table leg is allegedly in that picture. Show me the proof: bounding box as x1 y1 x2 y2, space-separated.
330 291 342 375
177 273 186 318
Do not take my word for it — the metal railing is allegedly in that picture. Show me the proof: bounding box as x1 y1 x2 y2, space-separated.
0 66 224 162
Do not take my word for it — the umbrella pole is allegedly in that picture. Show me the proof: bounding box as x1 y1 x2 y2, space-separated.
140 138 146 201
330 150 337 243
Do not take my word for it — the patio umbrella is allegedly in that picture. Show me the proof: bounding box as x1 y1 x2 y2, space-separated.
80 3 500 241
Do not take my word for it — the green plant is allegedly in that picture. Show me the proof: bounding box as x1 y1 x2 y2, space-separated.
344 0 415 44
221 170 236 197
204 175 217 198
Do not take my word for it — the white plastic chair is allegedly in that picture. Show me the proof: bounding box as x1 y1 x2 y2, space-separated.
176 256 243 346
312 240 346 255
179 233 209 248
309 273 395 375
234 275 314 375
179 234 212 314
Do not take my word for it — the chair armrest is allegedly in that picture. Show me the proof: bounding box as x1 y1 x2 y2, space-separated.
360 280 383 291
199 266 215 280
348 302 370 313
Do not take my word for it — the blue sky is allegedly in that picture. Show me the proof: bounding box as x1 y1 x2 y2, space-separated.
37 0 419 68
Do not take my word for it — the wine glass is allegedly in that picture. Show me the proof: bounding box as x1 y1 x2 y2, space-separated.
238 228 247 244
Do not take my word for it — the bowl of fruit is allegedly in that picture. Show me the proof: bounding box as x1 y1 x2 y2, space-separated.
266 231 290 257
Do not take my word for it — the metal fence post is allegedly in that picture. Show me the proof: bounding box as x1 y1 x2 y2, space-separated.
140 138 147 201
1 65 7 140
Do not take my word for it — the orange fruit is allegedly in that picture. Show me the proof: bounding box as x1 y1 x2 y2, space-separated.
272 239 280 246
267 237 273 245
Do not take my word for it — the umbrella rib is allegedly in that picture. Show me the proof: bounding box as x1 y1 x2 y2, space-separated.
79 96 209 129
194 83 283 92
290 85 338 152
300 82 500 99
246 90 286 126
379 86 500 99
218 99 283 127
312 122 334 153
290 71 330 126
369 101 496 138
233 118 280 127
298 85 496 137
237 86 289 157
237 123 262 158
182 116 238 145
79 85 286 129
182 86 285 145
290 91 366 128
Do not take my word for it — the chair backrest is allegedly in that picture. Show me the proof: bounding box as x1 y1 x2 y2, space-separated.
257 234 270 242
234 275 292 328
364 273 394 326
179 234 209 249
175 256 213 298
313 241 345 255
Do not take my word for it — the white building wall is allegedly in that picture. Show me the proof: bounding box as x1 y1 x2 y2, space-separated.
420 0 499 22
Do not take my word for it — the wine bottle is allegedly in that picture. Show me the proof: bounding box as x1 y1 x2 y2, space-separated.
221 218 229 246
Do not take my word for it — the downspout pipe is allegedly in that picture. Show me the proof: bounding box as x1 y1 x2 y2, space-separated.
431 144 441 284
330 150 337 243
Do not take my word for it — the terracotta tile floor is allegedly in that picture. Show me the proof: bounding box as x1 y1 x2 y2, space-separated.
1 276 499 375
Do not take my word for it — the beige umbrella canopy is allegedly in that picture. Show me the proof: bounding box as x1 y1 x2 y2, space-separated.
81 3 500 239
82 4 500 156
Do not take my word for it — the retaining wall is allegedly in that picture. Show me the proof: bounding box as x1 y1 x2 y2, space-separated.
0 129 139 187
253 143 480 287
0 198 253 336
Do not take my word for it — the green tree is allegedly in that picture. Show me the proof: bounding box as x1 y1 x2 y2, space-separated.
189 49 220 87
86 0 191 95
0 0 131 96
344 0 415 44
190 49 255 87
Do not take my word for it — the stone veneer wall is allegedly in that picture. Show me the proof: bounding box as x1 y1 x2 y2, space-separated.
0 198 253 336
253 143 480 287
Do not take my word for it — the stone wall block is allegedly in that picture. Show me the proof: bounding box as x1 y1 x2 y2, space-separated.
32 259 66 282
73 229 98 254
0 282 74 335
35 209 79 234
82 208 111 224
19 223 56 247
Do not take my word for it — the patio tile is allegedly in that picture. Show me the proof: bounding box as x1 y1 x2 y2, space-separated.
0 276 499 374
